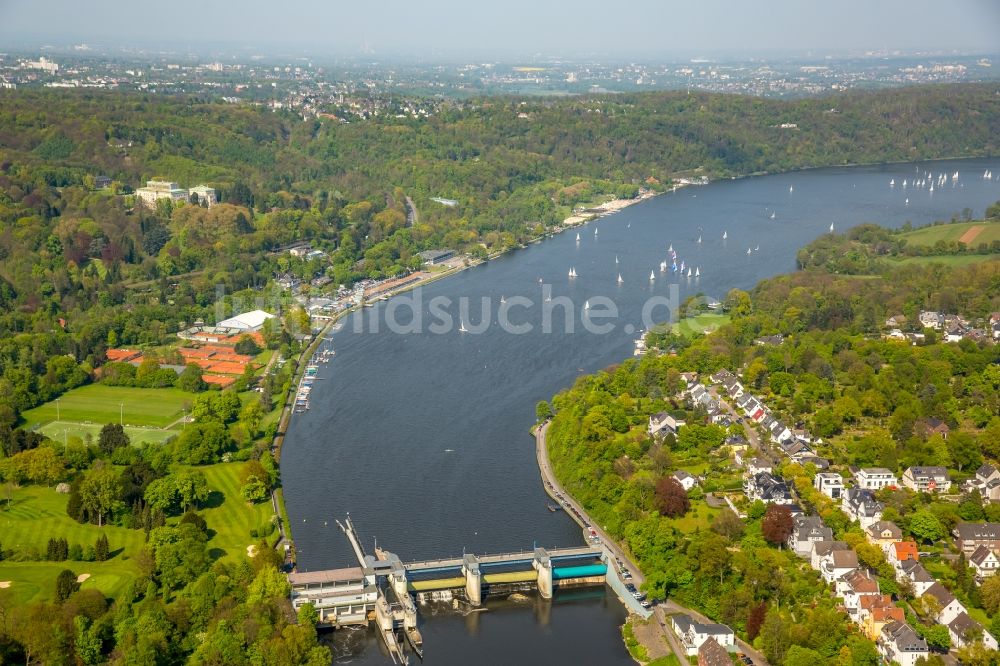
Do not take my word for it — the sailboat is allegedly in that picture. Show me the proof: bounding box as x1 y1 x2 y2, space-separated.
617 273 624 284
905 198 909 206
754 245 759 251
668 244 673 252
890 179 895 187
615 255 619 264
568 267 577 278
695 267 700 277
626 222 631 229
459 319 469 333
929 183 934 193
722 230 728 240
789 185 794 193
594 227 599 236
679 261 685 272
747 247 752 255
697 235 702 244
500 295 506 304
686 268 692 277
903 179 907 188
576 232 581 242
649 270 655 281
584 300 590 311
829 222 835 232
770 211 776 220
660 260 667 272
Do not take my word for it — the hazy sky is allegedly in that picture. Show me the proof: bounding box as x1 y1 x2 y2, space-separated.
2 0 998 57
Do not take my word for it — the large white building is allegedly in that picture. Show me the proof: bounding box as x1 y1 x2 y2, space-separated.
135 180 216 208
217 309 275 332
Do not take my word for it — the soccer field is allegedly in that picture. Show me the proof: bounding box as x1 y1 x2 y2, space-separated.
38 420 180 447
21 385 192 429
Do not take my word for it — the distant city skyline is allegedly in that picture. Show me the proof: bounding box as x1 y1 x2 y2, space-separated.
1 0 998 58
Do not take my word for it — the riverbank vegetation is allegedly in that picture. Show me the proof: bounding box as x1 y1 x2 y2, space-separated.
546 215 1000 664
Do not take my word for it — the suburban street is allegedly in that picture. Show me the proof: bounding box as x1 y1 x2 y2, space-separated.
535 420 770 665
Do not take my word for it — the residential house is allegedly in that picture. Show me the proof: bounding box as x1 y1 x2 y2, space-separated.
788 515 833 557
918 310 944 329
810 541 850 572
954 523 1000 555
814 473 844 499
744 472 793 505
922 581 966 625
916 418 950 440
670 614 735 656
648 412 685 437
901 466 951 493
754 334 784 346
898 560 936 597
746 457 772 476
93 175 111 188
779 440 813 462
819 548 859 584
970 545 1000 583
697 637 732 666
865 521 902 550
860 602 905 641
878 620 929 666
886 541 919 572
679 372 699 387
967 464 1000 502
885 315 907 328
948 612 998 650
842 488 885 530
854 467 898 490
767 419 792 444
836 569 880 618
673 470 698 492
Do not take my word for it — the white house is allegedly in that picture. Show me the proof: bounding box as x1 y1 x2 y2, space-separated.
901 466 951 494
649 412 684 437
970 545 1000 583
836 569 880 619
217 309 275 332
810 541 850 572
672 470 698 491
948 612 998 650
788 515 833 558
842 488 884 530
670 614 735 656
819 549 859 584
878 620 929 666
854 468 898 490
898 560 936 597
814 472 844 500
923 582 966 625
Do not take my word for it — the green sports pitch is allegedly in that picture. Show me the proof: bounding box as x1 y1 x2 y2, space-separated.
21 385 192 429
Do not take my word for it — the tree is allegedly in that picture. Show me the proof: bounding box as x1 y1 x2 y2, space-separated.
94 534 109 562
536 400 552 422
747 602 767 640
241 475 269 503
234 335 261 356
98 423 130 456
240 401 264 438
921 624 950 651
711 508 745 540
79 464 123 527
55 568 80 602
908 508 945 544
177 363 208 392
761 504 794 546
172 469 210 511
654 476 689 518
785 645 825 666
980 575 1000 614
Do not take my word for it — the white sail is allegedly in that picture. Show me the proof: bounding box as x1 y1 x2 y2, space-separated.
576 232 580 241
829 222 835 232
770 211 776 219
649 270 655 281
617 273 624 284
459 319 468 333
615 255 619 264
584 300 590 311
686 268 692 277
500 295 506 304
722 231 727 240
789 185 794 193
697 235 702 243
890 179 895 187
660 261 667 272
695 267 700 277
747 247 752 255
668 244 673 252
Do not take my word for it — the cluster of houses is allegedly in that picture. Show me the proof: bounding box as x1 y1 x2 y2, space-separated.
884 311 1000 345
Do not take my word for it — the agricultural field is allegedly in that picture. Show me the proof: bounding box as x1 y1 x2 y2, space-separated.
898 220 1000 247
21 384 193 429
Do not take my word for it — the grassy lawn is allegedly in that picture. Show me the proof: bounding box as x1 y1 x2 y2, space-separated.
38 420 180 447
670 313 731 339
899 221 1000 247
0 462 273 604
889 254 999 267
22 384 193 429
197 463 273 562
668 501 719 532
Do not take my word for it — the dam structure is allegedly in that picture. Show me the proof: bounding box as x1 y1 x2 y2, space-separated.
287 517 607 663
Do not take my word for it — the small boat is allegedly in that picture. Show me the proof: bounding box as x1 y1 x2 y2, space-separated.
500 295 506 304
547 504 562 512
459 320 468 333
747 247 752 255
686 268 692 277
649 270 655 281
770 211 776 220
754 245 759 251
615 255 619 264
538 277 543 283
695 267 700 277
890 179 895 187
697 235 702 243
679 261 685 272
568 267 577 278
626 223 631 229
617 273 624 284
905 198 909 205
668 244 673 252
929 184 934 192
660 260 667 272
903 179 907 188
789 185 794 193
829 222 835 232
576 232 581 242
722 230 728 240
594 227 598 236
584 300 590 311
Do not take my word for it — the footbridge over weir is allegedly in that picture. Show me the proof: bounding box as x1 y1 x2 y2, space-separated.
287 517 606 663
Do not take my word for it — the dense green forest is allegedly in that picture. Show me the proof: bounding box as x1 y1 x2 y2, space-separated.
545 224 1000 664
0 82 998 664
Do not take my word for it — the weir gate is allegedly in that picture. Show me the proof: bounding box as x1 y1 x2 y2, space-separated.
287 517 607 663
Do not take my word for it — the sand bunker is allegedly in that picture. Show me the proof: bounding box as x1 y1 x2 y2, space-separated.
246 545 258 558
0 581 11 589
76 574 91 583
